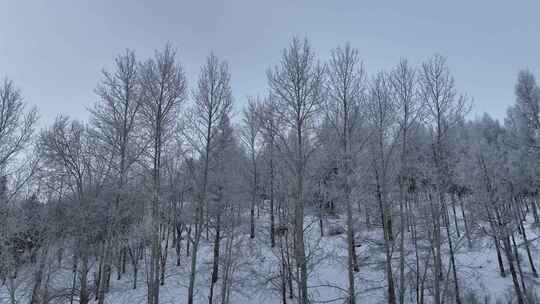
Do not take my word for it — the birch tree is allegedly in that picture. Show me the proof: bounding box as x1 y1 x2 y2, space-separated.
367 71 397 304
325 43 366 304
389 59 422 304
184 53 232 304
419 54 468 304
90 49 143 304
39 117 111 304
240 97 261 240
139 44 187 304
258 96 279 248
267 37 324 304
0 79 38 303
509 70 540 223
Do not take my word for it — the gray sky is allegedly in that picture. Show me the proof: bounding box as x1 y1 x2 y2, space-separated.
1 1 539 125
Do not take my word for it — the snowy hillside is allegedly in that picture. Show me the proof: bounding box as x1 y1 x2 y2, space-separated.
2 210 539 304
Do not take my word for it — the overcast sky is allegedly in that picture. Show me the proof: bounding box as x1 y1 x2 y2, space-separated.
1 1 539 125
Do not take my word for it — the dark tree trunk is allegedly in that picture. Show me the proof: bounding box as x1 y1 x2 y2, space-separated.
69 254 77 304
502 235 525 304
79 254 89 304
511 233 527 293
444 204 461 304
30 245 48 304
209 211 222 304
450 194 460 238
458 196 472 248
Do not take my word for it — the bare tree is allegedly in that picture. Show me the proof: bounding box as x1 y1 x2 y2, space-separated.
419 54 468 304
40 117 111 304
184 53 232 304
389 59 422 304
0 78 38 201
367 71 397 304
510 70 540 223
325 43 366 304
139 44 187 304
89 49 143 304
258 95 279 248
514 70 540 137
0 79 38 304
267 37 324 304
240 97 261 240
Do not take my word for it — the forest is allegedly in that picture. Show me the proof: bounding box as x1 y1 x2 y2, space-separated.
1 37 540 304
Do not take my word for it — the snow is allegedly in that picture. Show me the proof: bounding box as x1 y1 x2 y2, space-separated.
1 213 539 304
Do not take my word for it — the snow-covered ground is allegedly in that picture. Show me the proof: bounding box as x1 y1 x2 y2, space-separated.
1 212 539 304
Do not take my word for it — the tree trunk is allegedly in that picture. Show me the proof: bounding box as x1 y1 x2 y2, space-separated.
122 246 127 274
458 196 472 248
69 254 77 304
319 199 324 237
270 149 276 248
398 192 406 304
295 185 309 304
209 211 222 304
250 156 257 239
188 211 203 304
30 243 48 304
522 227 538 278
186 225 192 257
79 253 89 304
160 225 171 286
345 170 356 304
377 173 396 304
133 264 138 290
530 199 539 223
502 235 525 304
220 208 236 304
511 233 527 293
487 206 506 277
148 109 163 304
95 251 103 301
444 204 461 304
280 237 288 304
97 240 113 304
431 193 442 304
128 246 138 289
285 232 294 300
176 224 183 266
494 236 506 277
450 194 460 238
294 122 309 304
250 201 255 239
514 198 538 278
